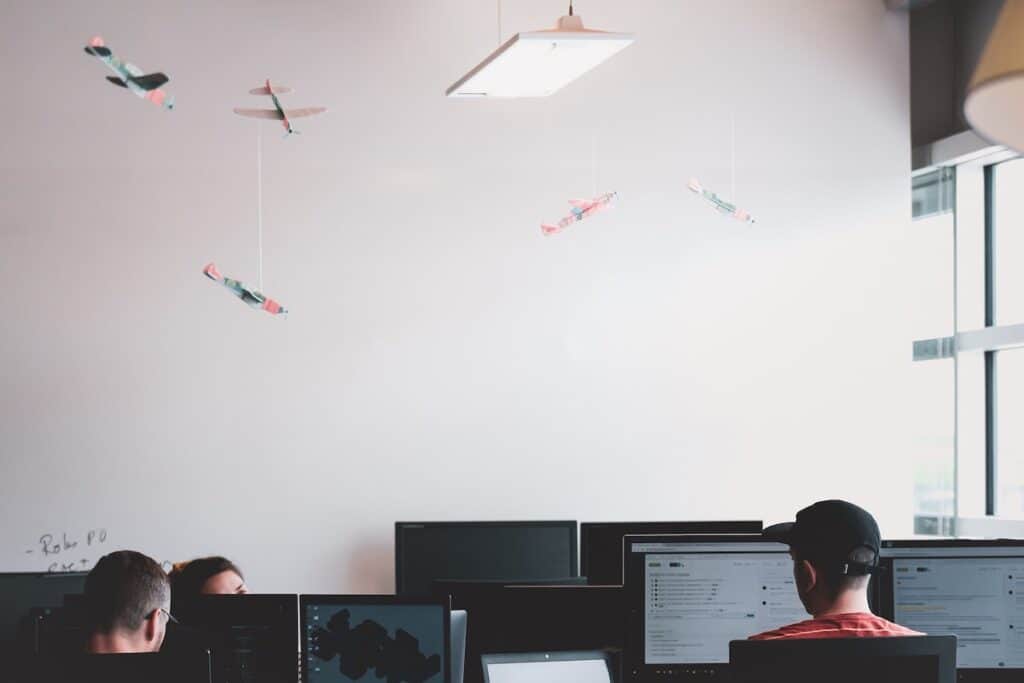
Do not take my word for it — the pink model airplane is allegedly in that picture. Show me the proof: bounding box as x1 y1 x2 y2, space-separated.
233 79 326 135
541 192 618 235
203 263 286 315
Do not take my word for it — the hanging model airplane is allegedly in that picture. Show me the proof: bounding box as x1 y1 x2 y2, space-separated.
203 263 287 316
233 79 326 135
83 36 174 110
541 192 618 235
687 178 755 223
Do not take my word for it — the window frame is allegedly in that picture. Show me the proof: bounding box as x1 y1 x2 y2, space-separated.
911 135 1021 534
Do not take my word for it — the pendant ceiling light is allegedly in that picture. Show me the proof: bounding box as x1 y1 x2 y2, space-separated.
964 0 1024 152
446 3 634 98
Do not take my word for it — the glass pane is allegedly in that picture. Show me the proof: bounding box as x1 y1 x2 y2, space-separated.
995 158 1024 325
957 163 986 332
909 204 956 520
997 349 1024 517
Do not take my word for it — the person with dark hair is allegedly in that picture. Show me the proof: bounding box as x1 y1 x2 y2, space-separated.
168 556 247 613
84 550 173 653
749 500 922 640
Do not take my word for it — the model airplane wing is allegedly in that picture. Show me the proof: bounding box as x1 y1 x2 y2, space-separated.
84 45 112 57
233 108 284 120
106 76 127 87
283 107 327 118
129 72 169 90
249 85 293 95
568 199 592 209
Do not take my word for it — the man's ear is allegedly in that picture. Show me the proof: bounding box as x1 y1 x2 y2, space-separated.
795 558 818 594
143 609 161 643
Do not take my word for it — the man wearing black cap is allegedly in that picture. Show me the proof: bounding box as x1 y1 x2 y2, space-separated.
750 500 922 640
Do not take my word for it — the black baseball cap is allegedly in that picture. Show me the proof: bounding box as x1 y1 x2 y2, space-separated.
763 500 881 576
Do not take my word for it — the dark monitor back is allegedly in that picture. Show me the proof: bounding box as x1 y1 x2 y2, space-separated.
0 572 87 646
395 522 578 596
579 522 763 585
729 636 957 683
169 594 298 683
26 650 213 683
445 584 625 683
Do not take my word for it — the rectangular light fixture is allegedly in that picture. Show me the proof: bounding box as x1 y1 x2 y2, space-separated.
446 15 634 98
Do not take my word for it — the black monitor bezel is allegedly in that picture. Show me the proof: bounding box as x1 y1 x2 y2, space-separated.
300 594 451 683
580 521 763 586
728 635 957 683
877 539 1024 678
623 534 796 681
394 521 579 596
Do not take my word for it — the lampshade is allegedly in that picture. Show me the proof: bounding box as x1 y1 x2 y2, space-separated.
446 14 634 98
964 0 1024 153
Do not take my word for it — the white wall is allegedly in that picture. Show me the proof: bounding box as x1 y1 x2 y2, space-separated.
0 0 914 592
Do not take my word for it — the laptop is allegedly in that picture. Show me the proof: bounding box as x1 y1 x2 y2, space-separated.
481 651 612 683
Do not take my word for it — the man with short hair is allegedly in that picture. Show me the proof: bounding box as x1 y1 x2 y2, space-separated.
750 500 922 640
84 550 173 653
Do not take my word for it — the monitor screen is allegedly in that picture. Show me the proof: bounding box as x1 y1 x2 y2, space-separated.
482 652 612 683
302 596 449 683
624 536 806 677
580 522 763 585
170 594 298 683
0 572 87 646
395 522 578 596
878 541 1024 670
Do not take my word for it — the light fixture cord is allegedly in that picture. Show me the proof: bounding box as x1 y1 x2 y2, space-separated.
256 121 264 292
730 111 736 200
497 0 502 45
569 1 574 16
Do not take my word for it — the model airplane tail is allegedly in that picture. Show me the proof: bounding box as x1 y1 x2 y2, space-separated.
541 223 562 235
249 84 293 95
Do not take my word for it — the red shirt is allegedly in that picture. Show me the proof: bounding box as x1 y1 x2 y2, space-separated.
749 612 923 640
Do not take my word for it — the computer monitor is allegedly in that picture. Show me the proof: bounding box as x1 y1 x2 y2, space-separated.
481 651 613 683
170 594 298 683
877 540 1024 674
301 595 450 683
395 522 579 596
623 535 807 679
447 584 625 683
0 572 87 647
451 610 468 683
29 650 214 683
580 522 763 586
728 636 957 683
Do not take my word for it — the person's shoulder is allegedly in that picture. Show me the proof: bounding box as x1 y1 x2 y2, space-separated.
748 618 825 641
750 613 925 641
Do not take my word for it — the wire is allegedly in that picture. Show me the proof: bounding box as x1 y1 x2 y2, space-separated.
569 1 574 16
730 111 736 200
497 0 502 45
256 122 263 292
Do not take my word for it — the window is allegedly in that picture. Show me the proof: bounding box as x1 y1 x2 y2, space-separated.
911 155 1024 530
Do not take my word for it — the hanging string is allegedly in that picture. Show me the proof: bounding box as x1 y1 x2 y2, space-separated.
497 0 502 45
591 129 597 197
730 111 736 200
256 121 264 292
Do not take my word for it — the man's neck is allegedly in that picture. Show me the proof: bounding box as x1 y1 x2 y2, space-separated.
812 590 873 619
87 631 150 654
